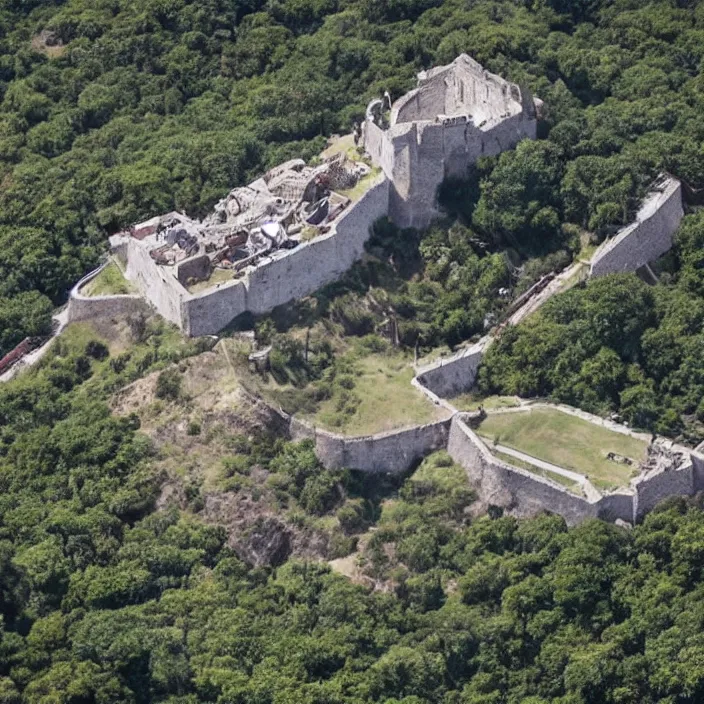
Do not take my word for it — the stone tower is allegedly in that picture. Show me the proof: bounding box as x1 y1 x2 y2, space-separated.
363 54 540 229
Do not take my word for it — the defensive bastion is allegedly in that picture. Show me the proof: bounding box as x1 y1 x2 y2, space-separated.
253 386 704 526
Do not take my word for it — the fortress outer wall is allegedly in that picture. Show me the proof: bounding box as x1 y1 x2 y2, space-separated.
68 261 150 323
290 416 452 474
590 177 684 277
182 176 390 336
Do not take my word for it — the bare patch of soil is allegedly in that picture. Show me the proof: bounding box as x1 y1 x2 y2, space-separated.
31 31 67 58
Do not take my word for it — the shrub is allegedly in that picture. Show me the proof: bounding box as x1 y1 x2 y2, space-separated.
155 368 182 401
327 529 358 560
337 502 365 534
110 352 131 374
300 472 341 515
85 339 109 360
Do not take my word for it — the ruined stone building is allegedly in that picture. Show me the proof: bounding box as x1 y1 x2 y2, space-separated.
363 53 540 228
110 54 539 335
110 153 389 336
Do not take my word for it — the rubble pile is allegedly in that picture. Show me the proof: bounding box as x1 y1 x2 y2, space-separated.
640 438 688 475
123 153 370 288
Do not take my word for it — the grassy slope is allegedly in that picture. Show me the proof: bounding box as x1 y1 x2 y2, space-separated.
311 352 449 435
477 408 647 488
82 261 135 296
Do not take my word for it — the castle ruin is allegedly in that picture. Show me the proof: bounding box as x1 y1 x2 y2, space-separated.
108 54 539 335
363 53 540 228
61 54 699 526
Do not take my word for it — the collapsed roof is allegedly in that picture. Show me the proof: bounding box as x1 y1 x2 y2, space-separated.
123 152 370 286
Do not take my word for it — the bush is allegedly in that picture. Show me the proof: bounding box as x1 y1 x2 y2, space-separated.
337 502 366 534
155 368 182 401
330 294 376 336
300 472 341 515
85 340 109 360
110 352 131 374
327 529 358 560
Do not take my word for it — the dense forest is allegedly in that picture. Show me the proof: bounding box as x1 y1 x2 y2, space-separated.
5 0 704 701
5 329 704 703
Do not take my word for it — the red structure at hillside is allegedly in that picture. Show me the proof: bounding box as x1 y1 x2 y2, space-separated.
0 337 41 376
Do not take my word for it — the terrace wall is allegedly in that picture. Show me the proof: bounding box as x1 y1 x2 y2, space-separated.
242 388 704 525
445 415 621 525
633 462 696 521
290 416 452 474
68 262 149 323
415 339 489 399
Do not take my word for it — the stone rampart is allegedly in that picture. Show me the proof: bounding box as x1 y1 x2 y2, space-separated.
242 384 704 525
633 461 695 521
182 176 390 336
125 238 186 327
68 263 149 323
377 110 537 229
183 280 247 337
590 177 683 277
290 416 452 473
415 338 490 399
68 294 148 323
412 176 683 403
691 451 704 490
364 120 395 177
446 415 634 525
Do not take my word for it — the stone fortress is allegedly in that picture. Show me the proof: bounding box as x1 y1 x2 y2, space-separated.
363 53 539 228
108 153 388 337
103 54 539 337
67 54 698 526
